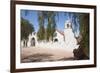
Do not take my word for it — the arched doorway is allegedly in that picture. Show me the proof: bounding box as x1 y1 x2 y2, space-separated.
31 37 35 46
54 38 58 42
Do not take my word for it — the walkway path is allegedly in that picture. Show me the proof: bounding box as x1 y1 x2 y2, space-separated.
21 47 74 62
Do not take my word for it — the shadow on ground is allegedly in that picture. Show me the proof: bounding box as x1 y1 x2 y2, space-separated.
21 53 74 63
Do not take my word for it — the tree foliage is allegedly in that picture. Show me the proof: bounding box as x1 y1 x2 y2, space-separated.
37 11 45 41
73 13 89 60
37 11 57 41
46 11 56 41
21 17 34 40
79 13 89 57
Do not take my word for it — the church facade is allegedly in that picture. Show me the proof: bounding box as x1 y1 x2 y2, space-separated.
21 20 79 51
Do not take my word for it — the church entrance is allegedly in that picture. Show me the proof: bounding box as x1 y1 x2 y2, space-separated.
54 38 58 42
31 37 35 46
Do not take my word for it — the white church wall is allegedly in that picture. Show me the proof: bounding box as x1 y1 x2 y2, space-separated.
21 20 79 52
27 34 31 47
64 20 79 51
53 30 64 43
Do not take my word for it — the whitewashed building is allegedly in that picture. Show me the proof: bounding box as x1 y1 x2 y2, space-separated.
21 20 79 51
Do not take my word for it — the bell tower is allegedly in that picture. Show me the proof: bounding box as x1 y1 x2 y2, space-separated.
64 20 72 29
64 20 72 43
64 20 79 51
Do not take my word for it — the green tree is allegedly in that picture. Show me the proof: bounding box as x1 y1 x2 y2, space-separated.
21 17 34 40
73 13 89 60
37 11 45 41
46 11 56 41
79 13 89 58
37 11 57 41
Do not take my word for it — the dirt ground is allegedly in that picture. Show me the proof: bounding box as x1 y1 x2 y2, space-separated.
21 47 74 63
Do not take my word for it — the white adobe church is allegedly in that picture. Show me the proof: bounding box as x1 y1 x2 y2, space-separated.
21 20 79 51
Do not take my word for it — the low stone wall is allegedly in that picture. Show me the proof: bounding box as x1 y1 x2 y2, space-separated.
36 42 79 52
